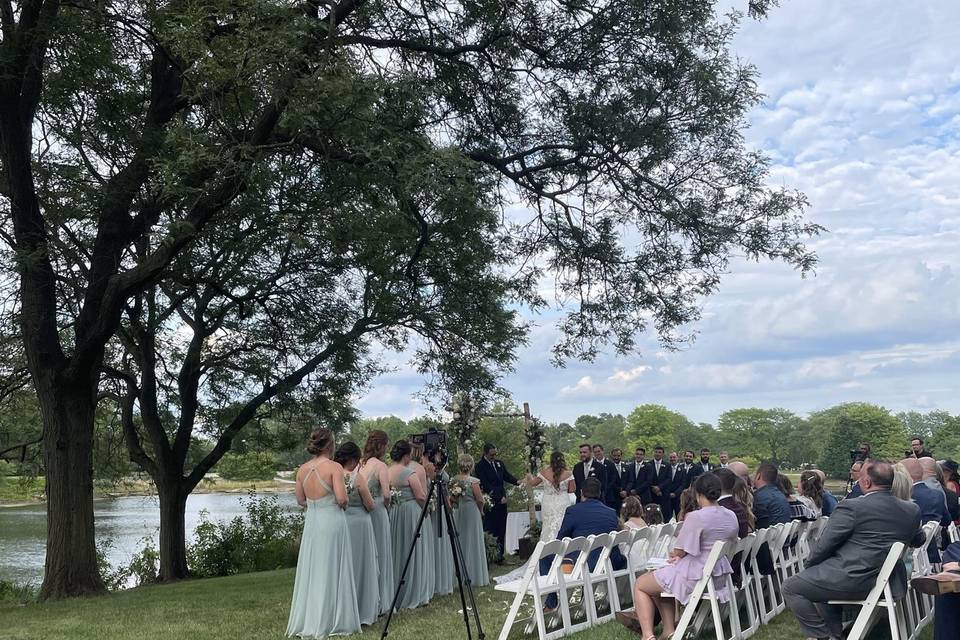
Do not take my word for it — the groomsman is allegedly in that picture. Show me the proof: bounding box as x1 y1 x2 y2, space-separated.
718 451 730 468
686 447 714 485
591 444 622 511
572 442 596 500
680 449 696 489
624 447 651 504
474 442 518 563
648 445 672 517
668 452 687 519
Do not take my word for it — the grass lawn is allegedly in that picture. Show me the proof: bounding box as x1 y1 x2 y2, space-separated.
0 565 933 640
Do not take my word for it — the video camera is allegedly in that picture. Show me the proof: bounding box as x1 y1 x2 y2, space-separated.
410 427 448 470
849 443 871 463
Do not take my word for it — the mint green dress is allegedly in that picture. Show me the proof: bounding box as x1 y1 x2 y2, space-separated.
367 470 394 615
286 471 360 638
433 470 455 595
453 476 489 587
345 480 380 625
389 467 432 609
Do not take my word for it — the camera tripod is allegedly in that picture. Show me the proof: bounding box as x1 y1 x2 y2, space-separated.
381 474 485 640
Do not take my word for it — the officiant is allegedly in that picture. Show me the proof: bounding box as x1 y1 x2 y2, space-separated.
474 442 519 563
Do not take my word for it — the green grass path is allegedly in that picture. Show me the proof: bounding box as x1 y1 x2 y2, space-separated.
0 567 932 640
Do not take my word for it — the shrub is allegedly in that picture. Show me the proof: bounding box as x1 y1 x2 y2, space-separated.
187 492 302 577
215 452 277 481
484 532 499 564
0 579 37 604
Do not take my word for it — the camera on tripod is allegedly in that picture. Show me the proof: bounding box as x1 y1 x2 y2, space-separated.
410 427 448 470
849 443 871 462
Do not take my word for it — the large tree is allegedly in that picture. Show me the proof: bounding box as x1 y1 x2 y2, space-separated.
0 0 817 597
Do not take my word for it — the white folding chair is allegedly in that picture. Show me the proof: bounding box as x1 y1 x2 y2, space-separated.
663 540 738 640
495 538 569 640
609 528 642 612
730 533 760 639
828 542 911 640
751 524 785 622
557 536 593 635
948 521 959 544
582 533 617 625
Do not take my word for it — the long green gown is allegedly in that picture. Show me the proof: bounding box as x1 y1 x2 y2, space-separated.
452 476 490 588
367 469 394 615
345 475 380 625
286 470 361 638
433 470 455 596
389 467 433 609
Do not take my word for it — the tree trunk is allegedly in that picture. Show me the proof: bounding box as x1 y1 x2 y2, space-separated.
157 480 190 581
38 383 106 599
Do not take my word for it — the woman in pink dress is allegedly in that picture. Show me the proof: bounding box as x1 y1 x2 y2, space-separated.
627 473 738 640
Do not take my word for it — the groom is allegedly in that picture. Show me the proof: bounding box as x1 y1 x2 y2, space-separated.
474 442 518 563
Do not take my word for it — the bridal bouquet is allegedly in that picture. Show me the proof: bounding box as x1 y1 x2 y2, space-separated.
343 472 355 494
481 493 494 512
449 481 466 505
389 487 404 507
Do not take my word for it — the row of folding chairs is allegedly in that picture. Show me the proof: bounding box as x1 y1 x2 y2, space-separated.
494 516 940 640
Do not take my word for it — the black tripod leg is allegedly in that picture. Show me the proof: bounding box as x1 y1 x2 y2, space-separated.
380 480 436 640
442 488 485 640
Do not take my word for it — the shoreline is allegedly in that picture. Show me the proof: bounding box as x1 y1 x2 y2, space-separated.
0 479 295 508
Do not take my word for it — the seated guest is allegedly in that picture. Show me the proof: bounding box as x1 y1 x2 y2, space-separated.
903 457 949 562
797 470 824 519
732 477 756 531
778 473 817 521
620 496 648 568
715 468 752 537
753 463 791 528
728 460 752 490
912 542 960 640
643 503 664 525
893 462 914 500
846 460 865 499
544 477 625 609
812 469 837 516
677 486 698 521
623 473 739 640
782 460 924 640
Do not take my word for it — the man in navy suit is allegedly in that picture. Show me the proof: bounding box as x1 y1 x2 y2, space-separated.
474 442 519 563
686 447 713 485
667 452 687 518
903 457 949 562
648 445 672 519
624 447 651 504
543 478 625 609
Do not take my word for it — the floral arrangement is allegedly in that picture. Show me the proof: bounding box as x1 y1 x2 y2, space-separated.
481 492 494 512
449 480 466 505
343 472 355 494
447 391 482 452
523 416 548 474
389 487 404 507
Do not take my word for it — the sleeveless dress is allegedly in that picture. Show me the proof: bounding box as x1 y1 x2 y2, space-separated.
345 475 380 625
539 473 575 542
389 467 432 609
409 461 436 602
286 470 361 638
452 476 490 587
367 468 394 615
433 470 455 595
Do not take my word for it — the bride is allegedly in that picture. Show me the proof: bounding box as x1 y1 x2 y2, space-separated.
496 451 574 583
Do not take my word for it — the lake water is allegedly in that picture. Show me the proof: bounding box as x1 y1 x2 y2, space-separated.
0 492 299 586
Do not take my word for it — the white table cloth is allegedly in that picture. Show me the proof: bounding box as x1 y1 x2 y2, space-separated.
505 511 541 555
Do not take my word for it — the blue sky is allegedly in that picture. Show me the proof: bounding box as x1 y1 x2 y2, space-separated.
356 1 960 425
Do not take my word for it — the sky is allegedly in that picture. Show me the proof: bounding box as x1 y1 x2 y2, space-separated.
355 0 960 426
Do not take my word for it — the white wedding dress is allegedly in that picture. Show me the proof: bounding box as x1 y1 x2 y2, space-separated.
495 473 574 584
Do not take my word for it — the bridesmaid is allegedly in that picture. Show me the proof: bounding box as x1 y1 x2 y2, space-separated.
433 465 455 596
335 441 380 626
360 430 394 615
409 443 436 601
286 429 360 638
452 453 490 587
388 440 432 609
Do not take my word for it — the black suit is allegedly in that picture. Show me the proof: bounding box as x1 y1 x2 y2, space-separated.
592 458 621 511
624 460 651 504
668 464 687 520
572 459 598 501
686 460 713 486
647 459 671 519
473 456 518 561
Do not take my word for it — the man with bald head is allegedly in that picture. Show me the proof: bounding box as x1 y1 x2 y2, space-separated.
728 460 750 487
903 456 949 563
783 459 924 640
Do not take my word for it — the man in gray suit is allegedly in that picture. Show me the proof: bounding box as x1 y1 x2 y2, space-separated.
782 459 924 640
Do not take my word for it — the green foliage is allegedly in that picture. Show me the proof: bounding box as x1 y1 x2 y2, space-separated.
675 421 720 455
474 402 528 476
187 494 303 577
484 532 500 565
625 404 692 454
349 416 411 450
215 453 277 481
575 414 628 454
814 403 905 477
545 422 583 454
125 537 160 587
716 408 808 467
0 579 37 604
928 414 960 460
